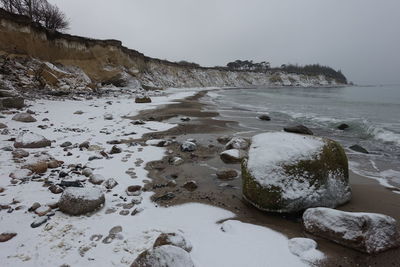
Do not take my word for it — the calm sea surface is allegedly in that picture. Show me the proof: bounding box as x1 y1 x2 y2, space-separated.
204 85 400 189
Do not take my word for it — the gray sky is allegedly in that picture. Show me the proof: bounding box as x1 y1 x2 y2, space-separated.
49 0 400 85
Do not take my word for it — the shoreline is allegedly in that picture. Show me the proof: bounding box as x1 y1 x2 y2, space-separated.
137 89 400 266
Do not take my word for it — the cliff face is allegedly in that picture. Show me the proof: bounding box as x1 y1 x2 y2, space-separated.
0 9 341 91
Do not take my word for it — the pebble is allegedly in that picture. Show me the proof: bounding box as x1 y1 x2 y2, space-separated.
31 217 48 228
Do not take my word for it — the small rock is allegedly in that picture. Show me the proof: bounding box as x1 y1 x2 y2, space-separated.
35 206 51 216
59 180 83 187
48 184 64 194
349 144 369 154
2 146 13 151
79 141 90 150
0 123 7 129
180 117 191 122
171 156 184 166
104 178 118 189
12 149 29 158
59 171 68 178
47 160 63 169
31 217 48 228
337 123 349 130
126 185 142 196
104 113 113 120
9 169 32 180
74 110 84 115
109 145 122 154
88 155 103 161
155 192 176 202
180 141 196 152
0 232 17 242
14 133 51 149
131 120 145 125
153 233 193 252
89 174 105 185
82 168 93 177
225 137 249 150
167 180 177 187
220 149 246 164
135 95 152 103
60 141 72 148
216 168 238 180
288 238 324 261
0 187 4 193
257 114 271 121
119 210 130 216
183 180 198 191
12 113 37 123
26 161 48 174
283 124 314 135
29 202 41 212
131 196 143 204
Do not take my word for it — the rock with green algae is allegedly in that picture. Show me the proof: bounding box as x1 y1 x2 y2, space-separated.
242 132 351 213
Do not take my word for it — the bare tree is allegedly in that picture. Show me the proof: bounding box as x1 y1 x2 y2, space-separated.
0 0 69 31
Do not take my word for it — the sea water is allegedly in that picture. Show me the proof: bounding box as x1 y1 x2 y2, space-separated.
204 85 400 190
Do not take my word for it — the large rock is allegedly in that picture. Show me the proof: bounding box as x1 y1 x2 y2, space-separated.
242 132 351 213
303 207 400 254
131 245 195 267
14 133 51 148
12 113 37 123
58 187 105 215
0 97 25 109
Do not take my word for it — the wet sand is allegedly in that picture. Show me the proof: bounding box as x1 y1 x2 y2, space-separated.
135 90 400 266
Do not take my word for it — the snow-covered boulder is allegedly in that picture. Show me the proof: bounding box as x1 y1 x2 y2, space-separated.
58 187 105 215
220 149 247 163
242 132 351 213
288 238 324 262
180 141 196 152
131 245 195 267
225 137 249 150
14 132 51 148
153 233 193 252
303 207 400 254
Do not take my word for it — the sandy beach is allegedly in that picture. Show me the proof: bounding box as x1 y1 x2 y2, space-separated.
137 90 400 266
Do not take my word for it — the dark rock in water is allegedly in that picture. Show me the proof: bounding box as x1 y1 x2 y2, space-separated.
284 125 313 135
337 123 349 130
180 117 191 122
131 245 195 267
58 180 83 188
131 120 145 125
303 207 400 254
257 114 271 121
12 113 37 123
58 187 105 215
155 192 176 202
216 168 238 180
183 180 198 191
0 232 17 242
349 145 369 154
135 96 152 103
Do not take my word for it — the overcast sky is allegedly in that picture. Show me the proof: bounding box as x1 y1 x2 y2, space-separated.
49 0 400 85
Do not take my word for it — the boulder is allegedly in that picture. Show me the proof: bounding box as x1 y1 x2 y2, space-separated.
284 125 314 135
225 137 249 150
349 145 369 154
153 233 193 252
242 132 351 213
216 168 238 180
220 149 246 164
14 133 51 148
58 187 105 215
12 113 37 123
303 207 400 254
131 245 195 267
0 97 25 109
135 95 152 103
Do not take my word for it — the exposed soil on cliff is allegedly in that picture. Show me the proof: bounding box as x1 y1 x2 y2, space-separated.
135 90 400 267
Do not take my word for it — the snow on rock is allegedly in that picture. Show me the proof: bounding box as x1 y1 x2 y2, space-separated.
288 238 325 262
225 137 249 150
303 207 400 254
180 141 197 152
220 149 246 164
153 232 193 252
131 245 195 267
242 132 351 213
14 132 51 149
58 187 105 215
